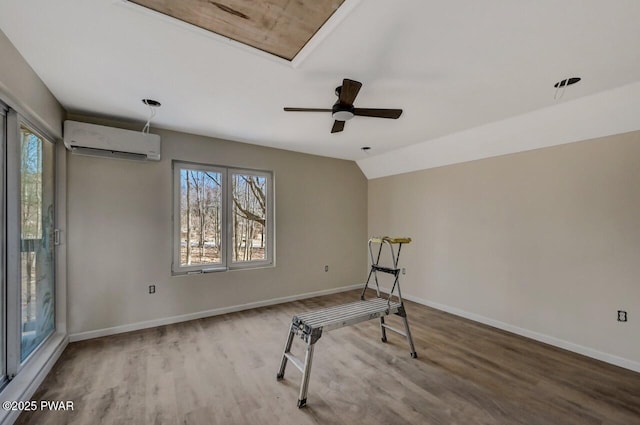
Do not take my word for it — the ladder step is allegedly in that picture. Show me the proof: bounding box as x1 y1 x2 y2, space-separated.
372 265 399 275
381 323 407 337
294 299 401 332
284 352 305 373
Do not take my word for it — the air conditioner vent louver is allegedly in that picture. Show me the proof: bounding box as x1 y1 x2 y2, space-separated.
63 120 161 161
68 146 149 161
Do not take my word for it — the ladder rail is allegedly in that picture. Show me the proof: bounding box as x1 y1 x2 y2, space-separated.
363 237 407 306
385 239 403 307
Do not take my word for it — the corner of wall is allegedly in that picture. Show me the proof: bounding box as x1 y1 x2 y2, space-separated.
0 28 64 138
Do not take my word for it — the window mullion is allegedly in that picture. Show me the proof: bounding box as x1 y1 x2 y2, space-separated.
224 168 232 269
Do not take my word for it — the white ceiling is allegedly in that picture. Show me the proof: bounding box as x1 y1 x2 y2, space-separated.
1 0 640 163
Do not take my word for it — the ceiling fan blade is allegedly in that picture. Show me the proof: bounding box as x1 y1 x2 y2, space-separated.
331 120 345 133
353 108 403 119
339 79 362 105
284 107 332 112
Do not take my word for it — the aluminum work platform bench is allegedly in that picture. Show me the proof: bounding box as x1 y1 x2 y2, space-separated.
276 237 417 408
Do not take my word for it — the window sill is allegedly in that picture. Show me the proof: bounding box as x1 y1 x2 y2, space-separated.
172 262 274 276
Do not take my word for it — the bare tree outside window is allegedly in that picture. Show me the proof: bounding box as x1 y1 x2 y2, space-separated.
175 163 272 273
19 126 55 360
232 174 267 262
179 169 222 266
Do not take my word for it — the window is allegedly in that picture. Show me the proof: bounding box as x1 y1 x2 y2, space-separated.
172 162 273 273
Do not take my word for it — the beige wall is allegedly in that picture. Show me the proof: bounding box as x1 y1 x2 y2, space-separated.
66 120 368 335
369 131 640 366
0 28 64 138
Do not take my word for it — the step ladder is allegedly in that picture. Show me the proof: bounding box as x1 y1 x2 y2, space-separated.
277 237 417 408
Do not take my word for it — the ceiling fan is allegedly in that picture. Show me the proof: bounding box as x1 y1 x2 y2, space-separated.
284 79 403 133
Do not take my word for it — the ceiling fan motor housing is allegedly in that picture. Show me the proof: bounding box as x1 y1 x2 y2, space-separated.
332 103 355 121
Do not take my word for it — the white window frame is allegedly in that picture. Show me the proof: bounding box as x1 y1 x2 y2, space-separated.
0 102 6 387
172 161 274 274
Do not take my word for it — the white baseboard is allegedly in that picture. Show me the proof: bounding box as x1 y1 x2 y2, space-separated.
69 283 363 342
371 285 640 373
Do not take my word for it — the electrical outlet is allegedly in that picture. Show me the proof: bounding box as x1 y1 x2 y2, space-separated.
617 310 627 322
324 265 329 272
149 285 156 294
402 268 406 275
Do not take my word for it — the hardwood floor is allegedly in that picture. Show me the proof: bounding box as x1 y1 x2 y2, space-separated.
16 290 640 425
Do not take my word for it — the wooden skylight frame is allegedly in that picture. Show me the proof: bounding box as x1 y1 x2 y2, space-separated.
128 0 346 61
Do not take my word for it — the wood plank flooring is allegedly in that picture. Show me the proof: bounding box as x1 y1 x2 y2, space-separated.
16 290 640 425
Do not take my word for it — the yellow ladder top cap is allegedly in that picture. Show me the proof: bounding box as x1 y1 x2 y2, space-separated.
370 236 412 244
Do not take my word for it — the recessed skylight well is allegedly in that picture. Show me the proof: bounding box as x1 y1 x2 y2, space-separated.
128 0 345 61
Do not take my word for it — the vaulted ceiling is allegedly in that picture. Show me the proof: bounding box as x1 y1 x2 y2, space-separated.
1 0 639 167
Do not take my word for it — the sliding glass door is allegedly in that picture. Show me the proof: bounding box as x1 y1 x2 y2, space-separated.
0 105 6 385
18 125 55 360
6 111 56 376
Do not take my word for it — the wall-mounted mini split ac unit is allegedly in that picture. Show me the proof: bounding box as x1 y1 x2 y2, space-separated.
63 120 161 161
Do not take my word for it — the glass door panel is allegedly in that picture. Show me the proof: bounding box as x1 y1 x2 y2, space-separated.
19 125 55 361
